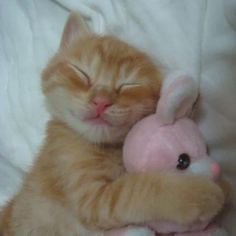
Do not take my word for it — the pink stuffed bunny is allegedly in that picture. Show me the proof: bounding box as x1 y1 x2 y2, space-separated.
122 116 224 236
105 76 227 236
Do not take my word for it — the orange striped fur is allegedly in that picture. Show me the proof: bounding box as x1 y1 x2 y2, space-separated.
0 13 224 236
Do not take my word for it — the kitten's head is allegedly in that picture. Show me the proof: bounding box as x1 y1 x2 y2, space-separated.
42 13 162 144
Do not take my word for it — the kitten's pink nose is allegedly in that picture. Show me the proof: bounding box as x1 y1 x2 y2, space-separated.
210 160 220 180
92 96 112 116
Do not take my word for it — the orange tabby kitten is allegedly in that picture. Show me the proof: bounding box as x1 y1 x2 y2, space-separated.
0 13 224 236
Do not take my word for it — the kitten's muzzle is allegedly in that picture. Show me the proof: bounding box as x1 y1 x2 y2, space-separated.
92 96 113 117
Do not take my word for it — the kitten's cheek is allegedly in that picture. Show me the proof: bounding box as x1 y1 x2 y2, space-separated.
105 113 129 127
69 108 86 121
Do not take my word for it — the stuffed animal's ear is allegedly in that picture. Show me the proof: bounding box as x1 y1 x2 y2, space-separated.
156 73 199 124
60 12 91 49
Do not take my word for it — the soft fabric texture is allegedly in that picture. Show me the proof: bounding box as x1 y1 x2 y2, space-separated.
0 0 236 234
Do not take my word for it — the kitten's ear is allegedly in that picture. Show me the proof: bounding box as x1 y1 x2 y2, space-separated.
156 74 199 124
60 12 90 48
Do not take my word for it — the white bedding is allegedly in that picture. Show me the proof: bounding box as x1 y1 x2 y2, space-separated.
0 0 236 234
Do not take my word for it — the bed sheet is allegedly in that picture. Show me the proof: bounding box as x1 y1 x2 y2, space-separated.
0 0 236 234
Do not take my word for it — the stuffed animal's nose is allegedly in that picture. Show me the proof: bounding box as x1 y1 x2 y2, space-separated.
92 96 112 116
210 160 220 180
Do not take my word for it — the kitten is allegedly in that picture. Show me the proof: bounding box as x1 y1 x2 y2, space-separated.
0 13 224 236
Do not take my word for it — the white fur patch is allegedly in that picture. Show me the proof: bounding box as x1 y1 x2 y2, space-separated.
124 228 154 236
187 158 211 177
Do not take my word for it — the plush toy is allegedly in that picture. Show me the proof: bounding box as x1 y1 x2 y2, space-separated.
122 116 224 236
105 76 227 236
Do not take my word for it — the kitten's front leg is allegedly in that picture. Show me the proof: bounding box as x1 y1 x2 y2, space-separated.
64 163 224 230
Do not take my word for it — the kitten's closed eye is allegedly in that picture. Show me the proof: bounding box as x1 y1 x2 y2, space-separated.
117 83 153 100
117 83 142 92
67 63 90 86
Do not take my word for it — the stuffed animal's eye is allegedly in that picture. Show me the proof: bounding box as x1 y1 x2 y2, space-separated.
177 153 191 170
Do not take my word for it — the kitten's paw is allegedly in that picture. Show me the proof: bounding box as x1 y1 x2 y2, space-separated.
162 174 224 224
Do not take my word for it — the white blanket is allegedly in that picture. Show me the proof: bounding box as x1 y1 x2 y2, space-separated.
0 0 236 234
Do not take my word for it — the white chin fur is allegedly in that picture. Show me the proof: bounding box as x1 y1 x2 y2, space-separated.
75 122 128 144
65 113 130 144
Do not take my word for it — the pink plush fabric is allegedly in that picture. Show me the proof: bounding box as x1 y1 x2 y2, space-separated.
123 116 219 180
